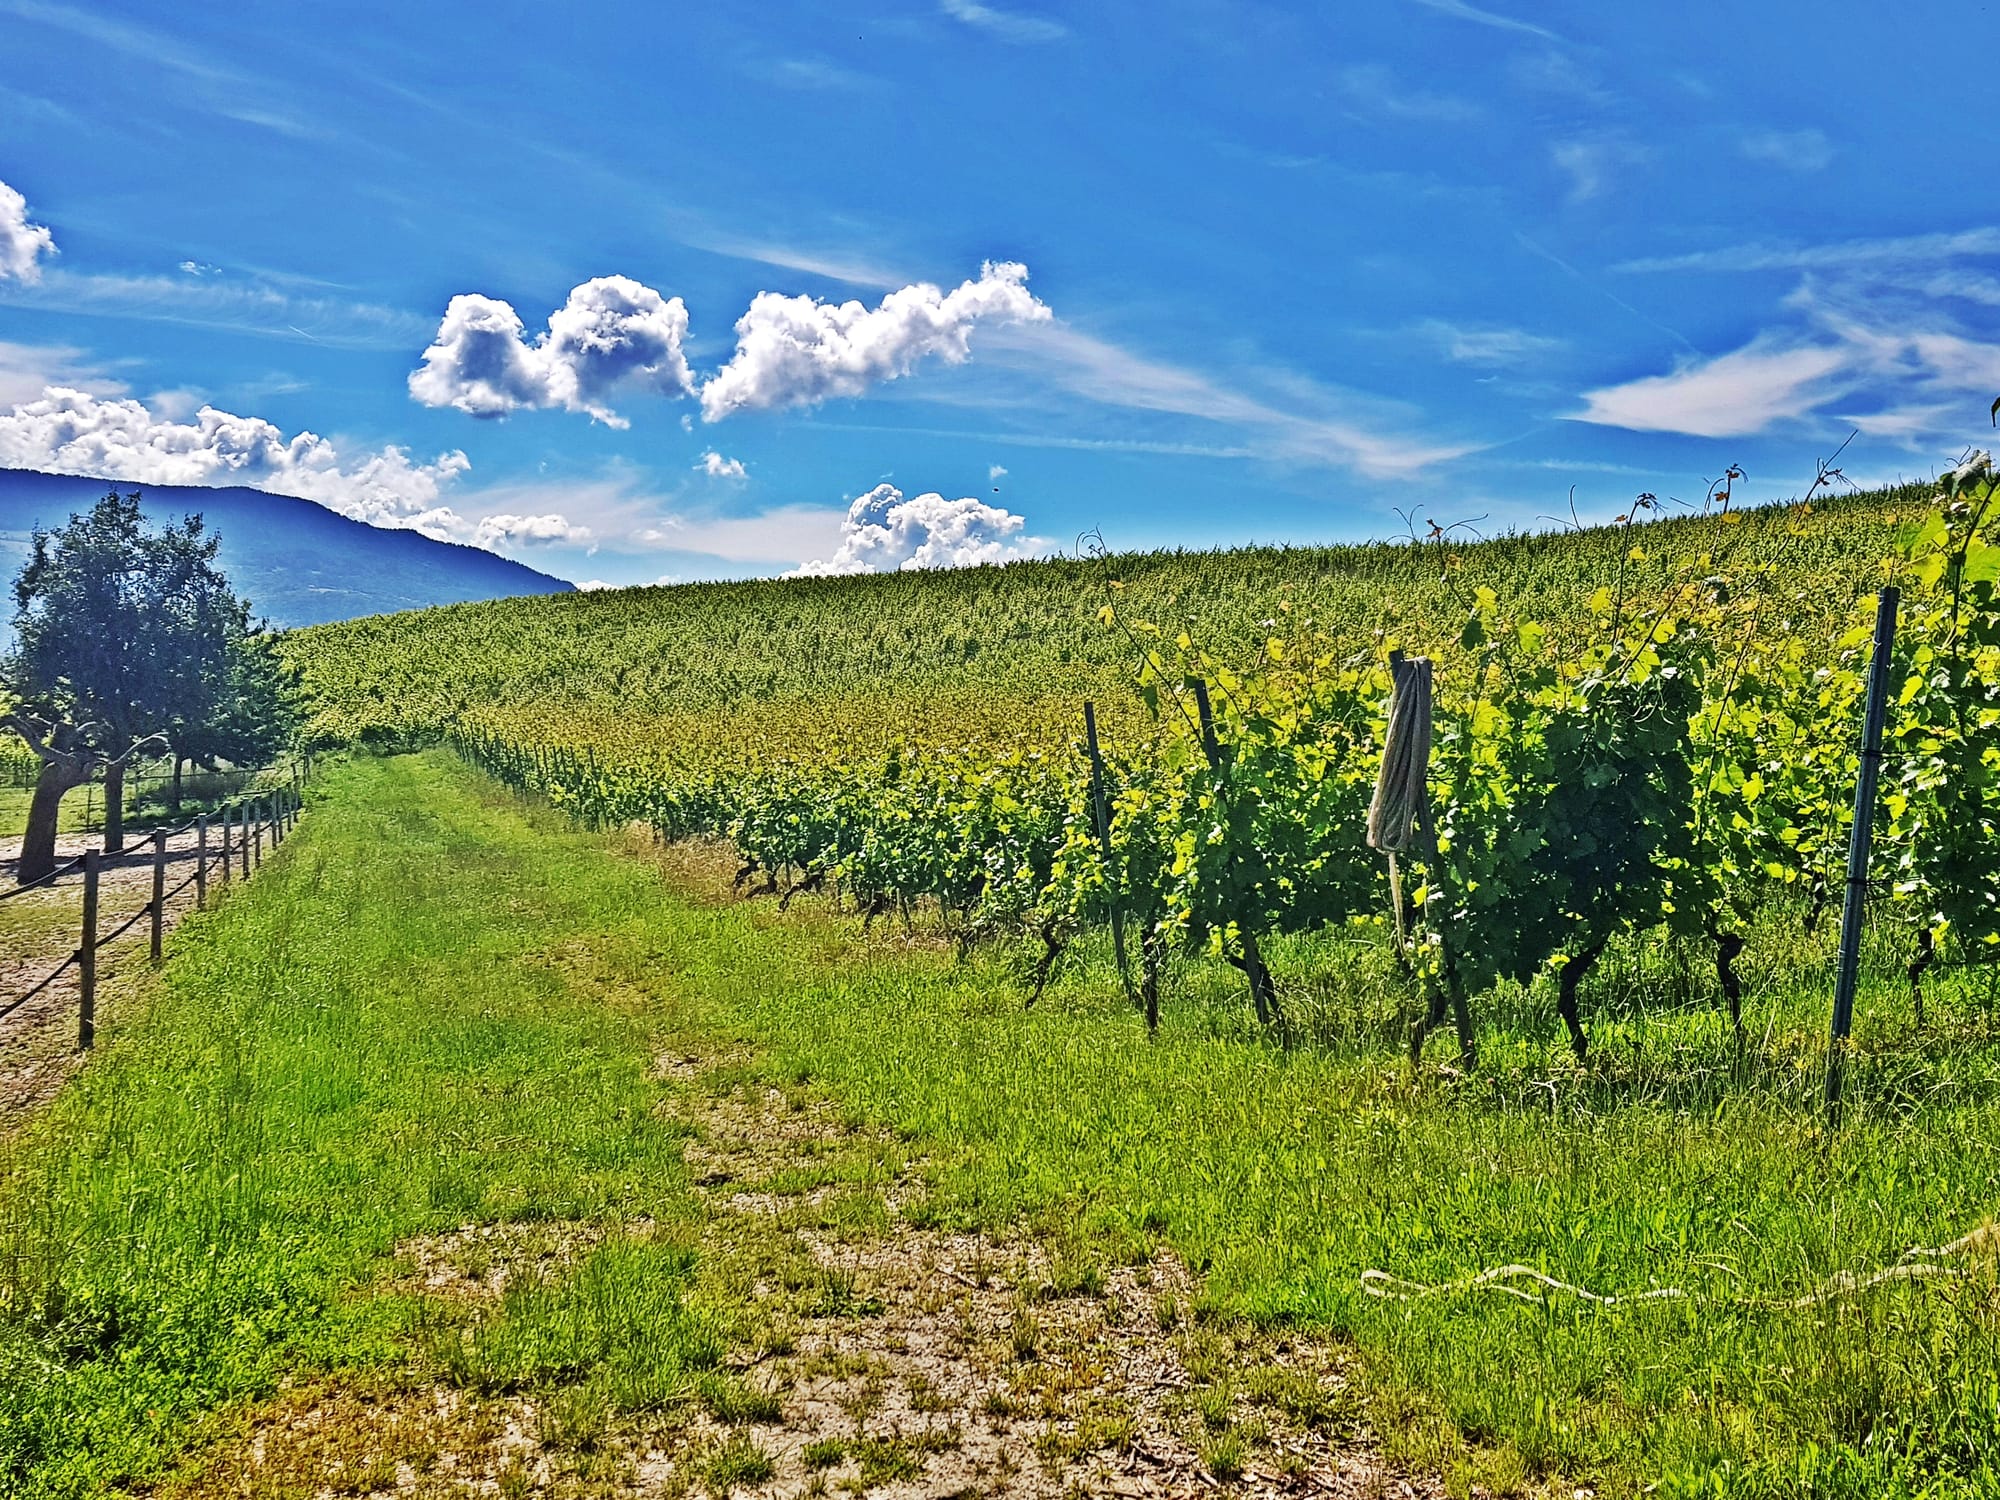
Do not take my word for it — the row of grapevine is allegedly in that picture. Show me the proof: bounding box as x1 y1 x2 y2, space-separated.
436 470 1998 1060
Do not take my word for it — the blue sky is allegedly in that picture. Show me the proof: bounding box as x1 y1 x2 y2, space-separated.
0 0 1996 587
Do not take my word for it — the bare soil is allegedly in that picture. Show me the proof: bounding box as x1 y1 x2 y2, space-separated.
0 820 267 1130
156 1051 1438 1499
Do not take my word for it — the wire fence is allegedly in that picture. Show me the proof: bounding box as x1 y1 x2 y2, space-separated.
0 756 276 838
0 759 313 1049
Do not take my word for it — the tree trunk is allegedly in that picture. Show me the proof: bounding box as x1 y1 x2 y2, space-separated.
19 758 89 885
103 757 126 854
170 755 184 817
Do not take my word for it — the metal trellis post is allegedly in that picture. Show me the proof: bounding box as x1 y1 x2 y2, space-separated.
1826 584 1900 1125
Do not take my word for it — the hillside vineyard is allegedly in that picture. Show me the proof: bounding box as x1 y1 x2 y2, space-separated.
287 479 2000 1055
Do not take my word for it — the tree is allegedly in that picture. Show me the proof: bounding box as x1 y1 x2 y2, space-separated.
2 491 282 882
166 632 297 810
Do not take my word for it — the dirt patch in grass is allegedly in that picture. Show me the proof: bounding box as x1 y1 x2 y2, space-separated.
654 1068 1436 1498
389 1220 624 1306
159 1055 1437 1500
146 1378 579 1500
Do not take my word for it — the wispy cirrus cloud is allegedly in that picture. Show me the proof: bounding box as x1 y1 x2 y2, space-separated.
996 323 1480 477
1575 283 2000 444
1404 0 1557 42
671 226 904 288
938 0 1067 43
0 0 327 139
1583 223 2000 445
1617 226 2000 276
755 56 877 91
1416 319 1565 367
1337 64 1480 124
0 340 121 405
0 265 431 348
1551 138 1650 203
1574 340 1852 438
1505 50 1612 105
1740 128 1833 173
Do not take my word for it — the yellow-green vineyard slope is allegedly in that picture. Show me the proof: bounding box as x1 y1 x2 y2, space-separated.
289 485 1920 759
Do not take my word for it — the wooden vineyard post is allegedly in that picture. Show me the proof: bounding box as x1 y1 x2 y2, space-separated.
1827 585 1900 1125
150 828 166 963
1191 679 1284 1037
195 815 208 907
1083 702 1138 1017
239 802 251 879
78 849 99 1051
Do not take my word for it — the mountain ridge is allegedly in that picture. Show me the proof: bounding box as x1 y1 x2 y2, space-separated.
0 468 574 630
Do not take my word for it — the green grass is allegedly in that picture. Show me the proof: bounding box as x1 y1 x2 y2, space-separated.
6 751 1999 1498
664 899 2000 1496
0 752 715 1497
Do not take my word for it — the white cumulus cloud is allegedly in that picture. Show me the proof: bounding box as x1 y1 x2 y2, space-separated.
0 178 56 283
697 449 747 479
409 275 694 428
787 482 1042 576
0 385 472 536
473 512 594 548
700 261 1051 421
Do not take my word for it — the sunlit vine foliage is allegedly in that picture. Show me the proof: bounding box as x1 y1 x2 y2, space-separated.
284 470 1999 1058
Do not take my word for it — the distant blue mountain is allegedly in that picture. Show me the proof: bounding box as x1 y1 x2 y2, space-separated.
0 468 574 630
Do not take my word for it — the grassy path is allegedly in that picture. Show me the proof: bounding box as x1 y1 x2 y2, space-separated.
0 754 1405 1499
3 752 1997 1499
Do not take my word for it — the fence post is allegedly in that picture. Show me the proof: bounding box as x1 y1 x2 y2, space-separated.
1827 585 1901 1125
196 814 208 907
239 802 251 879
253 798 264 867
78 849 99 1051
150 828 166 962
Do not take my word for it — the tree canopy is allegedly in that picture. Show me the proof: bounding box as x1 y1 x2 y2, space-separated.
4 490 293 879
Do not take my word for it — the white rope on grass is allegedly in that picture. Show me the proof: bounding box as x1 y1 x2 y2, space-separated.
1361 1221 2000 1312
1361 1265 1688 1307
